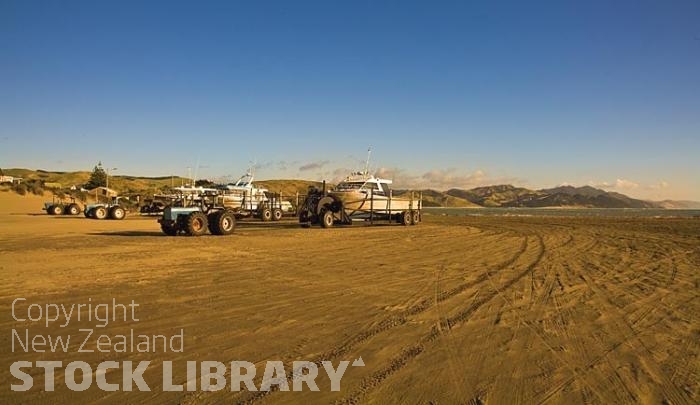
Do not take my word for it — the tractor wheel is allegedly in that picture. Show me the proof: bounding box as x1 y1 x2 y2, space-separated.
299 211 311 228
411 210 420 225
161 223 178 236
212 211 235 235
272 208 283 221
320 210 334 228
109 206 126 220
185 211 208 236
85 208 93 218
401 211 411 226
50 205 64 215
260 208 272 222
94 206 108 220
207 212 218 232
66 203 81 215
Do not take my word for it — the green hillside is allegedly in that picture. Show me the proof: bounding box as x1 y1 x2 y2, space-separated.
397 189 480 207
256 179 326 197
3 168 189 195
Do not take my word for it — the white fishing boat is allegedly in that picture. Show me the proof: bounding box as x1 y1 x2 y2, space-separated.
216 170 294 220
298 149 422 228
330 172 416 215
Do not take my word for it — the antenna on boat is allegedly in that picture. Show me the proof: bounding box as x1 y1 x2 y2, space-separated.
193 156 201 186
248 159 257 180
364 147 372 176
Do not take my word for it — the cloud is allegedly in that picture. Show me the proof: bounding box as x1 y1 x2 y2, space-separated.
331 167 353 179
588 178 672 198
614 178 639 190
590 179 637 190
373 167 522 190
298 160 330 172
649 181 669 190
255 160 299 172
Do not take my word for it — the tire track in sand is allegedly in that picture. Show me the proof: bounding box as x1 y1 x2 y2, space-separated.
235 229 530 403
335 233 545 404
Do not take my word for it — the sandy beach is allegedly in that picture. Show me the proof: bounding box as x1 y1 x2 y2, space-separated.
0 192 698 404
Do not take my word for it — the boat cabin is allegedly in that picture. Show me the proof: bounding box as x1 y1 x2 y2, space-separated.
335 174 393 196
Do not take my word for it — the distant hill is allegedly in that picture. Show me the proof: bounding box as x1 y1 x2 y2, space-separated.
3 168 695 209
395 189 480 207
256 179 325 198
3 168 189 194
656 200 700 209
439 184 661 209
446 185 542 207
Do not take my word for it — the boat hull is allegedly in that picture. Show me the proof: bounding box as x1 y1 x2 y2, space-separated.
329 191 419 216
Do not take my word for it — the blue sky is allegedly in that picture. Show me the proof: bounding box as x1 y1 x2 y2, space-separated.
1 1 698 200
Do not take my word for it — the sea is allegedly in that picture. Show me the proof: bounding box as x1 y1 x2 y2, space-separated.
422 207 700 218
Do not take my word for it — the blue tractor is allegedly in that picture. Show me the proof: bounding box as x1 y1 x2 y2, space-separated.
157 189 235 236
85 196 127 220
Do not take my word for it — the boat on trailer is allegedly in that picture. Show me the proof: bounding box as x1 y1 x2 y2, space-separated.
298 149 422 228
330 171 417 218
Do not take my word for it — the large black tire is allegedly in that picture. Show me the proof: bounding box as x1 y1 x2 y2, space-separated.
411 210 420 225
299 211 311 228
50 205 64 215
161 223 178 236
401 211 411 226
185 211 208 236
109 206 126 220
94 206 108 220
272 208 283 221
320 210 334 228
260 208 272 222
207 212 218 232
211 211 235 235
84 208 93 218
65 203 81 215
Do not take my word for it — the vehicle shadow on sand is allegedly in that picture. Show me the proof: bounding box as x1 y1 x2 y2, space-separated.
87 231 164 237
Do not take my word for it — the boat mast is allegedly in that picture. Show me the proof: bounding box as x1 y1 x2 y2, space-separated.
364 147 372 176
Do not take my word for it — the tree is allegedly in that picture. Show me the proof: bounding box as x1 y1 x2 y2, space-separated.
85 162 107 189
195 179 215 187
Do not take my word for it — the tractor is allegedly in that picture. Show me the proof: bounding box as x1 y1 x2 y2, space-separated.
85 196 127 220
44 196 82 216
157 189 235 236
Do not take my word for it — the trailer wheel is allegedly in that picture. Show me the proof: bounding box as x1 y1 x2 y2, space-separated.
272 208 283 221
411 210 420 225
109 206 126 220
320 210 334 228
66 203 81 215
401 211 411 226
211 211 235 235
186 212 208 236
94 206 108 220
260 208 272 222
50 205 64 215
161 223 178 236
